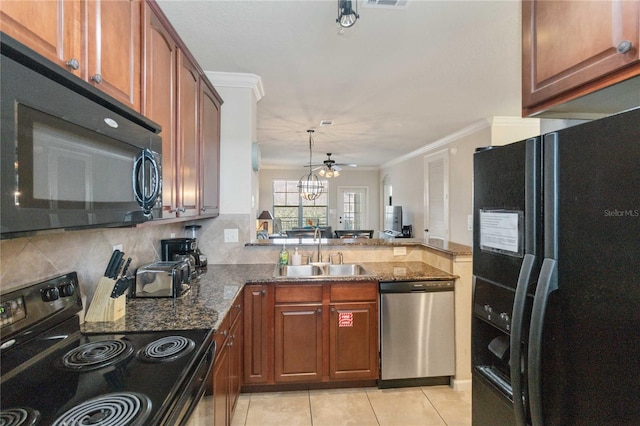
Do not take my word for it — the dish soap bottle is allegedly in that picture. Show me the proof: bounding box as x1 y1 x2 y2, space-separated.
291 247 302 265
279 245 289 265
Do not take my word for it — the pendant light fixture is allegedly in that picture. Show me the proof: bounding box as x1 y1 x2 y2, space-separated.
298 130 324 201
337 0 359 28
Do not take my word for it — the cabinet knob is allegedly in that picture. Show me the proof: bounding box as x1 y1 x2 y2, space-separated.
90 74 103 84
65 58 80 70
617 40 633 54
261 289 267 295
221 330 228 337
179 207 186 213
317 308 322 314
331 307 336 312
201 207 207 212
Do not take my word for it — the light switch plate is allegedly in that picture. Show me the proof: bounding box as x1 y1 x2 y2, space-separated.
467 215 473 231
393 247 407 256
113 244 123 252
224 229 239 243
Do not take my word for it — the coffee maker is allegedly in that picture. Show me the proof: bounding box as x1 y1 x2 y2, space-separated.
161 229 207 275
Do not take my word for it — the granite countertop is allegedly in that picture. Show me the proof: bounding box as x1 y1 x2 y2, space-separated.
81 261 455 335
246 238 472 256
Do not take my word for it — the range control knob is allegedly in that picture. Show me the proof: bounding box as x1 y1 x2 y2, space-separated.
58 282 75 297
500 312 510 323
40 287 60 302
484 304 493 313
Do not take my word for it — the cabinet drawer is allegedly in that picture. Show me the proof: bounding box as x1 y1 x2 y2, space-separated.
330 282 377 302
275 284 323 303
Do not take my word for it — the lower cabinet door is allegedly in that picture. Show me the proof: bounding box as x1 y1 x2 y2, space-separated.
329 302 379 380
274 304 323 382
213 342 229 426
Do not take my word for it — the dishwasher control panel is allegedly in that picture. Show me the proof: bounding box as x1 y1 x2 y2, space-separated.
379 280 454 293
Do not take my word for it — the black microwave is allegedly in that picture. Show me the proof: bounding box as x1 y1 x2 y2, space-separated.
1 33 162 238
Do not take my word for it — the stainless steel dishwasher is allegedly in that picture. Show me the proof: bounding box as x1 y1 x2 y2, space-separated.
379 280 455 387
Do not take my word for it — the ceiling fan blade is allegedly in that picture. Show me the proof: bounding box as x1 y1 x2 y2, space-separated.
335 163 358 168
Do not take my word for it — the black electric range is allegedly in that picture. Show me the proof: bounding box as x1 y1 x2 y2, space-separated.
0 272 215 426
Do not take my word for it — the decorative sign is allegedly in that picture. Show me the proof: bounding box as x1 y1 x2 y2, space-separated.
338 312 353 327
479 210 523 257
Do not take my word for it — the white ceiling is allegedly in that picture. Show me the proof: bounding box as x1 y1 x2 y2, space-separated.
157 0 522 169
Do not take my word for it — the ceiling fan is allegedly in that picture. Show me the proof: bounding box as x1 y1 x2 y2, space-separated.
310 153 357 178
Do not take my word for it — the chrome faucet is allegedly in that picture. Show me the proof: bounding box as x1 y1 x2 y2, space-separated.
313 227 323 263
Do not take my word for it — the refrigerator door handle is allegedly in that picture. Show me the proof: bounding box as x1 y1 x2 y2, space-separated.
528 258 558 426
510 253 536 426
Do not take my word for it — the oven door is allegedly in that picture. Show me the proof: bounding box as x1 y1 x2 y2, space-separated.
1 37 162 237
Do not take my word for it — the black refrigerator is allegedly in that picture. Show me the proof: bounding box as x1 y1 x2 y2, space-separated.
471 107 640 425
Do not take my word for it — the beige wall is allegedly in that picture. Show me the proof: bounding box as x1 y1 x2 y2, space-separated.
380 117 541 246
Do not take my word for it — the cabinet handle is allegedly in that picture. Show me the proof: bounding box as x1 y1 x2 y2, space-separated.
66 58 80 70
234 304 241 309
221 330 228 337
90 74 103 84
331 307 336 312
227 341 233 347
201 207 207 212
261 289 267 295
617 40 633 54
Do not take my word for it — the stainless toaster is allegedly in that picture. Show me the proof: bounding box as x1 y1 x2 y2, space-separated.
132 261 191 298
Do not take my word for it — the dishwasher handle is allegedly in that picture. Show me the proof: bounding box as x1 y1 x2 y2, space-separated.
379 280 454 293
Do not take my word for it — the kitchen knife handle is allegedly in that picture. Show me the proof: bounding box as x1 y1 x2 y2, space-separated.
528 258 558 426
104 250 120 277
121 257 132 277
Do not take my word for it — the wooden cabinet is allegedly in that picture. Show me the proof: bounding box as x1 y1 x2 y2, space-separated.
199 81 222 216
329 283 379 381
244 281 378 389
210 293 243 426
176 49 200 217
0 0 80 76
1 0 141 111
142 1 222 219
84 0 141 110
142 2 178 218
522 0 640 115
274 284 323 383
243 284 274 385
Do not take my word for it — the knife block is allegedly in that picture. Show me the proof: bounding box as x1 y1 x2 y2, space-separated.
85 277 126 322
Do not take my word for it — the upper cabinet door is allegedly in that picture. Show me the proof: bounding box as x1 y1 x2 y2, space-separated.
84 0 141 111
0 0 81 76
522 0 640 115
199 81 221 217
177 49 200 217
143 2 178 218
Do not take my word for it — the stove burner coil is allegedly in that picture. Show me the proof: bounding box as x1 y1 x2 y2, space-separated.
52 392 151 426
0 407 40 426
62 340 134 371
137 335 195 362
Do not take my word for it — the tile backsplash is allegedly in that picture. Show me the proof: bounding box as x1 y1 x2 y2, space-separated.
0 214 252 310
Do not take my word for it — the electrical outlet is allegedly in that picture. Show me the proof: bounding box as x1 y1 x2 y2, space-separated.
224 229 239 243
393 247 407 256
113 244 123 252
170 233 175 238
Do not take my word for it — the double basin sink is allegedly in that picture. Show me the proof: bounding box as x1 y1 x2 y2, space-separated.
274 263 374 279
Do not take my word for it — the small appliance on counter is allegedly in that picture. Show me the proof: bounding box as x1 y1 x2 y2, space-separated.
131 260 191 298
161 225 207 275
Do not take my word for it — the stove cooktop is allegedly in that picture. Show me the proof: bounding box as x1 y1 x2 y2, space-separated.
0 272 214 426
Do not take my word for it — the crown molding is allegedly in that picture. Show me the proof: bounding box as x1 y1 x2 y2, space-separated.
381 118 490 169
205 71 265 102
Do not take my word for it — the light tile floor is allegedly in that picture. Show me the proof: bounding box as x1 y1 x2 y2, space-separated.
187 386 471 426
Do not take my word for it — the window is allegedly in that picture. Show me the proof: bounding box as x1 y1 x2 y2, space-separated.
273 180 328 232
